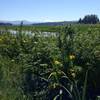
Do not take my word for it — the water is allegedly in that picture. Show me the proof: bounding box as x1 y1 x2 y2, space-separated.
0 29 57 37
9 30 57 37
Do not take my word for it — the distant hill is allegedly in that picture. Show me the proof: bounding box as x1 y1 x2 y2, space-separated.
0 22 12 26
9 20 34 25
32 21 77 26
0 20 35 25
0 20 77 26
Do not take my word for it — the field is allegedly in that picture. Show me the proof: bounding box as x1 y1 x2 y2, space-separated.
0 24 100 100
1 24 100 32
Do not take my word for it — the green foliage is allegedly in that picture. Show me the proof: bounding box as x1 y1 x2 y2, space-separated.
73 29 100 67
0 24 99 100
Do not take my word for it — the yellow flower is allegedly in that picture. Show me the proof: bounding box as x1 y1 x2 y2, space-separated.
54 60 61 65
0 38 2 42
69 68 76 78
71 73 76 78
69 55 75 60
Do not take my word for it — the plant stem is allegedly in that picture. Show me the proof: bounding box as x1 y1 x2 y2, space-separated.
82 69 89 100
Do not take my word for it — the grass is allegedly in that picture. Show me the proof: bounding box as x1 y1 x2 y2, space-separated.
0 23 100 32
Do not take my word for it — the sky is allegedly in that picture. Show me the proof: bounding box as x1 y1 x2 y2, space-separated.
0 0 100 22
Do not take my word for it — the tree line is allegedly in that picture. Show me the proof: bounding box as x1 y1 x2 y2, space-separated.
78 14 99 24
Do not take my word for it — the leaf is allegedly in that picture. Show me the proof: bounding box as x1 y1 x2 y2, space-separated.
53 94 60 100
48 72 57 79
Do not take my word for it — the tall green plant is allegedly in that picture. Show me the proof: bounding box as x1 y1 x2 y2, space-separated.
47 26 89 100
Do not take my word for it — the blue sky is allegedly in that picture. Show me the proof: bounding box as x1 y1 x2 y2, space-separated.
0 0 100 22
